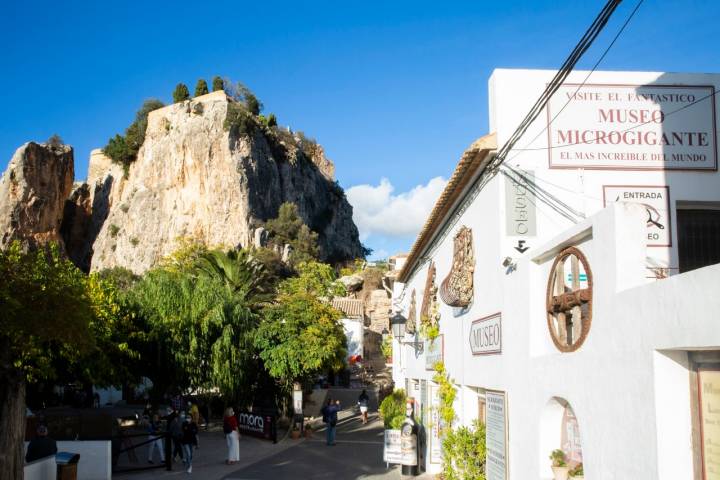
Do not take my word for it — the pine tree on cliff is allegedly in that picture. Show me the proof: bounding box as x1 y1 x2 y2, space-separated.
173 83 190 103
194 79 209 97
212 76 224 92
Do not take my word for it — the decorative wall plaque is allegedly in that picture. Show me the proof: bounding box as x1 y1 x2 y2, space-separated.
406 290 417 334
420 262 439 331
439 226 475 307
546 246 593 352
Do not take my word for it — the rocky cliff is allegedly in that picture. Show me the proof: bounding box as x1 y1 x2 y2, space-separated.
0 142 74 250
1 91 363 272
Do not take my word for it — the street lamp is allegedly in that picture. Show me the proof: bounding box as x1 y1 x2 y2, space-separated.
390 311 423 354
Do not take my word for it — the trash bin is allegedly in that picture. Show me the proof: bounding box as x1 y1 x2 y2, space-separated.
56 452 80 480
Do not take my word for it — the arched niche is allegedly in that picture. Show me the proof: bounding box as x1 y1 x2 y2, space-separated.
539 397 583 479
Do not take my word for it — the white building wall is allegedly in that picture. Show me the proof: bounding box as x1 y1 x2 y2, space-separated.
392 69 720 478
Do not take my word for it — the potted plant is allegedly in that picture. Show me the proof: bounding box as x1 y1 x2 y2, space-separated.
304 423 313 438
550 449 569 480
291 425 301 440
569 463 584 479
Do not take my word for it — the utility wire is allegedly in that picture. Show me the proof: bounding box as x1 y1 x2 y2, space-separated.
505 0 645 164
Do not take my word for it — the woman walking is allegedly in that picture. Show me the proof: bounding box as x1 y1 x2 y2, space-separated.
181 413 198 473
223 408 240 465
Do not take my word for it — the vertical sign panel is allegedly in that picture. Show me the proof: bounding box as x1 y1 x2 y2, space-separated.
486 390 508 480
699 368 720 480
505 170 537 236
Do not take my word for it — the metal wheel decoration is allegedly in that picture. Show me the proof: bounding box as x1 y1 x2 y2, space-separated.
420 262 439 330
546 246 593 352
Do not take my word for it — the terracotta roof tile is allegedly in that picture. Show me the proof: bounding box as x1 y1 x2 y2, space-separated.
332 298 365 318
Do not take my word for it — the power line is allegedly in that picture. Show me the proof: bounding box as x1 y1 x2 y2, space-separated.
491 0 624 171
505 0 645 164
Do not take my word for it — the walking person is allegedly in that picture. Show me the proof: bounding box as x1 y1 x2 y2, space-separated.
223 408 240 465
188 402 200 447
321 397 340 446
147 414 165 464
181 414 198 473
357 389 369 424
167 409 184 463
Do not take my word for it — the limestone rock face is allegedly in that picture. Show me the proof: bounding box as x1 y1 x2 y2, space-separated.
86 91 362 273
365 289 391 334
0 142 74 249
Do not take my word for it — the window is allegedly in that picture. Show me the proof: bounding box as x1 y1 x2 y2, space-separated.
677 209 720 273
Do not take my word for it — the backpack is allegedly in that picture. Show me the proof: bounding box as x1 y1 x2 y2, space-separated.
223 419 232 434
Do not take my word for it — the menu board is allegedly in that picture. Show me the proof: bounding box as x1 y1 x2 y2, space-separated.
486 390 508 480
699 369 720 480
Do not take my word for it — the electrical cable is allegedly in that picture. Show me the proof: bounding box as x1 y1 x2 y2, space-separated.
505 0 645 165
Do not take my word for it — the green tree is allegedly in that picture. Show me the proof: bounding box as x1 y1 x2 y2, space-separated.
442 420 487 480
0 243 94 480
245 92 262 115
212 76 224 92
267 113 277 127
379 388 407 429
133 248 270 402
173 83 190 103
264 202 321 264
103 99 164 175
194 79 209 97
255 261 346 399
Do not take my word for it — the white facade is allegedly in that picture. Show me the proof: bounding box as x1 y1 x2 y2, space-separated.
392 69 720 479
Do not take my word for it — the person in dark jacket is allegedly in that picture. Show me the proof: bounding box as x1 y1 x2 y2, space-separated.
25 425 57 463
166 408 184 462
181 414 199 473
321 398 340 446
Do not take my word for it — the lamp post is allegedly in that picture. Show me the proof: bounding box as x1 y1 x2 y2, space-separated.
390 312 423 354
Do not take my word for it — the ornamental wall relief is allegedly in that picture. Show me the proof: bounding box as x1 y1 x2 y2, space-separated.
406 289 417 334
439 226 475 307
420 261 440 333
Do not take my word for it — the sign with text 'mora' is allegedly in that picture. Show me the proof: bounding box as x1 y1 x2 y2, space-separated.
547 84 717 170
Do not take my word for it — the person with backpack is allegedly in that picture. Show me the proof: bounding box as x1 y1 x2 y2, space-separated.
321 397 340 446
181 414 199 473
223 407 240 464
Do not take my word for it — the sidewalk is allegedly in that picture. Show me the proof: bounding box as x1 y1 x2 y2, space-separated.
115 424 293 479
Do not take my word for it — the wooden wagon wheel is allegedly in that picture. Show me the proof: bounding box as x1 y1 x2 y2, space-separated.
546 246 593 352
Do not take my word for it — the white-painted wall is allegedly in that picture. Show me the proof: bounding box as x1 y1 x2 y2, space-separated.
392 69 720 477
342 318 364 359
25 441 112 480
24 456 56 480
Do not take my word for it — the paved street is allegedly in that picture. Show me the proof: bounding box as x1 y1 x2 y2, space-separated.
117 388 432 480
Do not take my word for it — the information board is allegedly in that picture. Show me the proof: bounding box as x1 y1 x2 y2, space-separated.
383 429 403 464
486 390 508 480
699 368 720 480
603 185 671 247
425 334 444 370
429 384 442 464
547 84 717 171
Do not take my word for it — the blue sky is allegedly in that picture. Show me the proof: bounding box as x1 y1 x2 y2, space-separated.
2 0 719 259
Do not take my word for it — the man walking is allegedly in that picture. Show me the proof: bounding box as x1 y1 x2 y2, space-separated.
321 398 340 446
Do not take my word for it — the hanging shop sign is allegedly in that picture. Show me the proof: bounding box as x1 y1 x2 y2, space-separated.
504 170 537 237
698 368 720 480
547 84 717 171
439 226 475 307
486 390 508 480
602 185 671 247
469 313 502 355
424 334 444 370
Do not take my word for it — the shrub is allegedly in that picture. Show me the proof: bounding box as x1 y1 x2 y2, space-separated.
442 420 486 480
245 92 262 115
173 83 190 103
267 113 277 127
103 99 164 175
379 388 406 429
47 134 64 148
194 79 209 97
109 224 120 237
224 103 256 137
212 76 224 92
